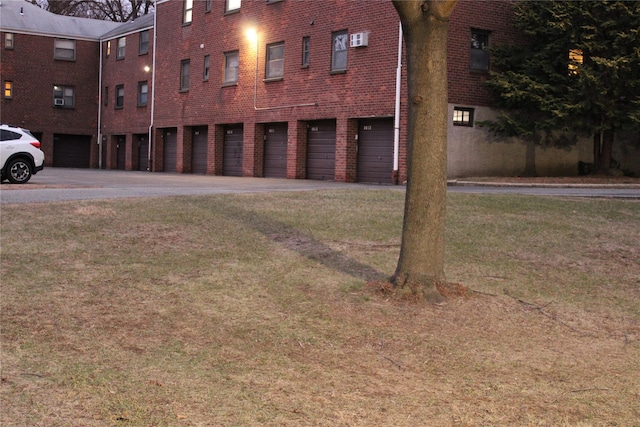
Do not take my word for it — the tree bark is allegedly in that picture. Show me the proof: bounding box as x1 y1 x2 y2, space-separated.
391 0 458 302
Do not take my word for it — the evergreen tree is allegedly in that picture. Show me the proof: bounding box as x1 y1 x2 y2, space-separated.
482 0 640 175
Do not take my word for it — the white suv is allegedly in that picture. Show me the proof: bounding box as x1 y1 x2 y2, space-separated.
1 124 45 184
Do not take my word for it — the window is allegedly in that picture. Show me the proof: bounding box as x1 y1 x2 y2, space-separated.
266 42 284 79
53 85 75 107
180 60 190 91
302 36 310 67
4 81 13 98
203 55 210 81
226 0 241 12
139 30 149 55
183 0 193 24
104 86 108 106
453 107 474 127
205 0 212 12
568 49 583 75
115 85 124 109
138 81 148 106
106 40 111 57
224 51 239 84
116 37 126 59
5 33 14 49
331 30 348 72
54 39 76 60
470 29 489 71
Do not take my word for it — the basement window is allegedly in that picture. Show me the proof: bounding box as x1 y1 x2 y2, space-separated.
453 107 474 127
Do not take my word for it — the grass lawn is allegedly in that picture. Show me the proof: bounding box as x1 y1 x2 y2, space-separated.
1 189 639 426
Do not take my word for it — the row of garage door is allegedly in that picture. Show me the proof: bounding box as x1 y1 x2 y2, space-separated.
51 118 395 184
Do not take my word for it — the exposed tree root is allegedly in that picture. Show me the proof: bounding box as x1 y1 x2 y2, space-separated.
367 276 469 304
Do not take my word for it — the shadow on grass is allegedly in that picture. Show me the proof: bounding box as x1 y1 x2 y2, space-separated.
223 202 386 282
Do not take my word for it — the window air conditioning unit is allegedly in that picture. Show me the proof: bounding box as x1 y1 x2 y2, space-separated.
350 32 369 48
54 98 64 106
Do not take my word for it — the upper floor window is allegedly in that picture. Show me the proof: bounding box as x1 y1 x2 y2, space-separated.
138 81 148 106
301 36 310 68
224 51 239 84
453 107 474 127
115 85 124 109
139 30 149 55
226 0 241 13
568 49 583 75
117 37 126 59
205 0 212 12
183 0 193 24
470 29 490 71
4 81 13 98
54 39 76 61
266 42 284 80
331 30 348 72
203 55 210 81
105 40 111 57
180 60 190 91
5 33 14 49
53 85 75 108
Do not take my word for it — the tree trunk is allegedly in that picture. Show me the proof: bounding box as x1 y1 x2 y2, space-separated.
391 0 458 302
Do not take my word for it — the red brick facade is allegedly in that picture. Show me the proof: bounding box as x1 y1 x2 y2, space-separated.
2 0 522 181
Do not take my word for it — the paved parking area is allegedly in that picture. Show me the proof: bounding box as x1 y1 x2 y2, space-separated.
1 168 639 204
0 168 380 204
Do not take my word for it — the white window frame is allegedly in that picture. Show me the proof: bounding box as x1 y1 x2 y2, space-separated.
54 39 76 61
331 30 348 72
53 85 75 108
226 0 241 13
223 51 239 84
266 42 284 80
116 37 126 60
453 107 474 127
183 0 193 24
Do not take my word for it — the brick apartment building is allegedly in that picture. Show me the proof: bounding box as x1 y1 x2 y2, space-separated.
3 0 637 181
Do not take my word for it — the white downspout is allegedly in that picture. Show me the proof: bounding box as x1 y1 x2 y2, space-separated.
147 3 157 171
393 21 403 184
98 39 103 169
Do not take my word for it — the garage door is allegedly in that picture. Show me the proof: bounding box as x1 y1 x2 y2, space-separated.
163 128 177 173
223 125 243 176
191 127 208 174
307 120 336 181
136 135 149 171
264 123 287 178
53 134 91 168
357 118 393 184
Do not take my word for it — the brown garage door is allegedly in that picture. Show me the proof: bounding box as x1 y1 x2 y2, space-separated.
307 120 336 181
53 134 91 168
264 123 287 178
223 124 243 176
191 127 208 174
163 128 177 173
357 118 393 184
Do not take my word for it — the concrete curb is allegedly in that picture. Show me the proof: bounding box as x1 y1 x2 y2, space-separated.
447 180 640 189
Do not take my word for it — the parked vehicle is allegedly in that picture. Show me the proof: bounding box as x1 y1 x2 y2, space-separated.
0 124 45 184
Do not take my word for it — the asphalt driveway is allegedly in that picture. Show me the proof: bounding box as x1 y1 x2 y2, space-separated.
1 168 639 204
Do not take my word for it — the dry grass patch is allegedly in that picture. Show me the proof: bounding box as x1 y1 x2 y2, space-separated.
1 191 639 426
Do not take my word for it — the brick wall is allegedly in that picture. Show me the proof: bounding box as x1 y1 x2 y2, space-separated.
1 32 100 166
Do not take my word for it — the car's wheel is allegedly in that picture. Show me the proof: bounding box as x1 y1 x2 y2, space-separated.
6 158 33 184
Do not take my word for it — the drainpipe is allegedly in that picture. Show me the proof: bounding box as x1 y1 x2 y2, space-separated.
98 38 103 169
393 21 403 185
147 3 157 171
